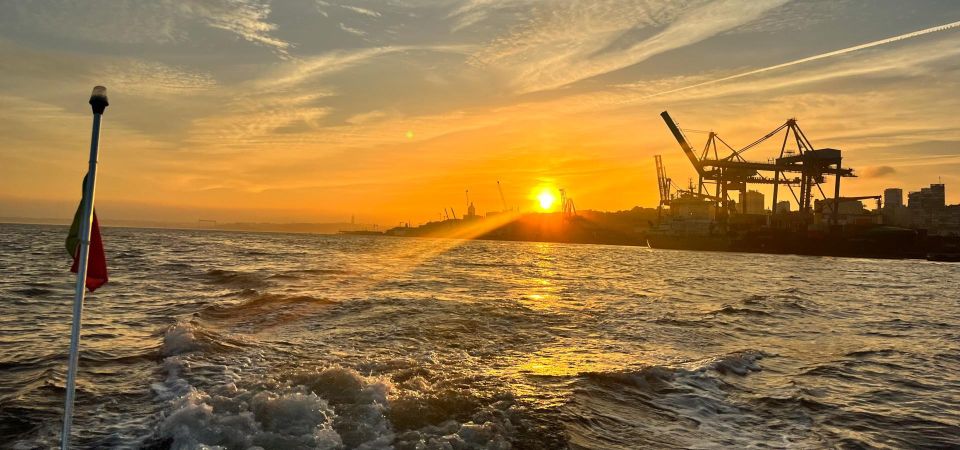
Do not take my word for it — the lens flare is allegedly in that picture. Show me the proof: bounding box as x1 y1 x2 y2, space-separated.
537 191 556 210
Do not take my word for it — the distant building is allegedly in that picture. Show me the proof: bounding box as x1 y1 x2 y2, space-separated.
908 183 945 211
465 202 479 220
883 188 908 226
775 201 791 214
738 190 765 214
884 188 903 209
908 183 947 230
817 198 867 215
814 198 879 226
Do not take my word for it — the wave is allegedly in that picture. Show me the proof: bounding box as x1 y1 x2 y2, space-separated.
585 350 768 387
562 350 854 448
298 268 354 276
713 305 773 317
203 268 267 289
160 321 247 357
155 363 525 449
198 293 336 322
652 316 709 327
11 287 53 297
159 388 343 449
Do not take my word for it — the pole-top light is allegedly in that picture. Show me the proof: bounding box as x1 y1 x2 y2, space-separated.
89 86 108 114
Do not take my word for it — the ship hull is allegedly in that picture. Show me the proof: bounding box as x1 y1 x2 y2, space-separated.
647 229 925 259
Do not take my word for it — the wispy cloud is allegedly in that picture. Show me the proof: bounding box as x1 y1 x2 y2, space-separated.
175 0 291 55
260 44 474 90
862 165 897 177
1 0 291 54
340 4 381 18
103 61 217 97
468 0 788 93
339 22 368 37
628 19 960 100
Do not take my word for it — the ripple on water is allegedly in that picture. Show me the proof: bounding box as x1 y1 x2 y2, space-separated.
1 224 958 448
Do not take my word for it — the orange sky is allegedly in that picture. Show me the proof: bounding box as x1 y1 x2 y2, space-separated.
1 1 959 226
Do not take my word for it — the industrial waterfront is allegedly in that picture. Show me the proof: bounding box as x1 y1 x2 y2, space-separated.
378 112 960 261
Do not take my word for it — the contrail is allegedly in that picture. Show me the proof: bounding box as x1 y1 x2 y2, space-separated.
642 20 960 99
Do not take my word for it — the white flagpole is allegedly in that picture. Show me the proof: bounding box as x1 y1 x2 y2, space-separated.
61 86 108 449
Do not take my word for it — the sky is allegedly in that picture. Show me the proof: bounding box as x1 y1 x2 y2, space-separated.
1 0 959 226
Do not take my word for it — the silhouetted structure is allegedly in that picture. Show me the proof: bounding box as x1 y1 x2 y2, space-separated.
649 112 960 259
660 111 854 226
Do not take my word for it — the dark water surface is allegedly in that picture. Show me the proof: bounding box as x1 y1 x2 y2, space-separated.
1 223 958 449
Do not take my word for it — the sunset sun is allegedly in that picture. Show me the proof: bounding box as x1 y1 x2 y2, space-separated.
537 190 556 211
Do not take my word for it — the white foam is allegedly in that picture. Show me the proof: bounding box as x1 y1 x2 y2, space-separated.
160 388 342 449
155 361 523 449
162 322 201 357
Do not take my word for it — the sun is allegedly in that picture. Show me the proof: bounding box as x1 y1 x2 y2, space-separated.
537 190 556 211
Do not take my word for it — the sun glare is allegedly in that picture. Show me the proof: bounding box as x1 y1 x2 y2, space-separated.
537 190 556 210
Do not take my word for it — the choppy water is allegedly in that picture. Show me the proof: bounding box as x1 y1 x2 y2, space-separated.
1 223 959 449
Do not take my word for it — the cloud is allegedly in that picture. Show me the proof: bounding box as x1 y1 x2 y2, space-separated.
861 165 897 177
625 19 960 100
259 44 473 90
103 61 217 96
468 0 788 93
1 0 291 54
448 0 538 32
339 22 368 37
339 5 381 17
174 0 291 54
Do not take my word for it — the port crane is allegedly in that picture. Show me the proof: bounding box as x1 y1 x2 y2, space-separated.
654 155 672 208
497 181 509 212
559 189 577 217
660 111 855 226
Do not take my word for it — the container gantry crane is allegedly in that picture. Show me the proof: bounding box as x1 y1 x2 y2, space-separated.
660 111 855 226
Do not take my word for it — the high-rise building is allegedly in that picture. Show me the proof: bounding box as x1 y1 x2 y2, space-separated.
908 183 945 212
775 201 791 214
883 188 906 226
739 190 765 214
883 188 903 210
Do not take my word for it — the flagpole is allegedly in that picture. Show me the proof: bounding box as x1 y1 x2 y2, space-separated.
61 86 108 450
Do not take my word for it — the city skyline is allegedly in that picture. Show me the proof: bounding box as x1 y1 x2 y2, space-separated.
2 1 959 226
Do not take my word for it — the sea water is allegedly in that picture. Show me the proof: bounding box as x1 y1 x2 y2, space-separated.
1 223 958 449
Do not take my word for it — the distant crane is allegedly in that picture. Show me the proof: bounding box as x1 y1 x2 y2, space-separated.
654 155 673 220
497 181 509 212
824 195 882 214
660 110 854 226
465 189 470 209
654 155 672 208
559 189 577 217
450 207 458 220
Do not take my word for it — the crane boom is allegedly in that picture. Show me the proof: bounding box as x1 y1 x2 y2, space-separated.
497 181 508 211
654 155 671 206
660 111 704 176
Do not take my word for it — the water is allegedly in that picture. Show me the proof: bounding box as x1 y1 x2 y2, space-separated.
1 223 959 449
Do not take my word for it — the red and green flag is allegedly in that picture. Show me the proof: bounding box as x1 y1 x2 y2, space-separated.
66 176 108 292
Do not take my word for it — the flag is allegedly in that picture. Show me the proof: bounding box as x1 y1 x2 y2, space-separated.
66 176 108 292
